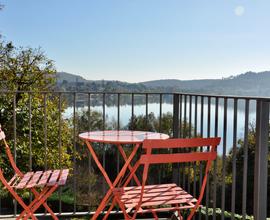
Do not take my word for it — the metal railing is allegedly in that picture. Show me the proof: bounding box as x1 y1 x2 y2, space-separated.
0 91 269 219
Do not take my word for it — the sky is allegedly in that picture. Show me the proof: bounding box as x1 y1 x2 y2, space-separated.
0 0 270 82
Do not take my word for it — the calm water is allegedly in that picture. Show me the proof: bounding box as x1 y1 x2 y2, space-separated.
65 102 256 155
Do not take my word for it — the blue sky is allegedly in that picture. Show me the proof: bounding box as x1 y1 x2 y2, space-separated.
0 1 269 82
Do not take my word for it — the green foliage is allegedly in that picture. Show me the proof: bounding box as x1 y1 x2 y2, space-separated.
128 112 173 136
200 207 254 219
0 40 73 186
0 41 56 91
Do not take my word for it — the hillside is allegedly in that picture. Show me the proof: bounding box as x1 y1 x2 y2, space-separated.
142 79 218 91
56 71 270 97
141 71 270 96
56 72 148 92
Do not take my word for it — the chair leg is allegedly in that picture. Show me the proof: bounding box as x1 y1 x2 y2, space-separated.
18 187 51 220
178 210 183 220
0 172 37 220
30 188 58 220
23 185 58 220
18 188 58 220
114 195 132 220
103 198 117 220
152 210 158 220
6 188 37 220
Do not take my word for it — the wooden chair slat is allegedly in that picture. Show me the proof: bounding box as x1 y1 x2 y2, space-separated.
8 174 18 186
120 184 196 207
125 197 197 208
123 183 177 191
134 206 196 214
37 170 52 186
26 171 43 188
121 189 190 199
15 172 34 189
58 169 69 185
47 170 60 186
122 186 185 196
122 193 194 204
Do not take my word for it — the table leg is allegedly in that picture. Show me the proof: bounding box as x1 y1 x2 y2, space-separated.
85 141 140 220
117 144 141 186
85 141 112 186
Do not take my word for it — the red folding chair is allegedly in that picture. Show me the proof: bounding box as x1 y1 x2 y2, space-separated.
113 137 221 220
0 125 69 220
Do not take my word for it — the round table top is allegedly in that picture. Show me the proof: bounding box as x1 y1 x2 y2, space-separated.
79 130 169 144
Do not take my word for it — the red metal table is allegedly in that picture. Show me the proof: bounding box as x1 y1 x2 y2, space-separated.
79 130 169 220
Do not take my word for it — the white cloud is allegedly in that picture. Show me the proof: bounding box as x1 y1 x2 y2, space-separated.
234 6 245 16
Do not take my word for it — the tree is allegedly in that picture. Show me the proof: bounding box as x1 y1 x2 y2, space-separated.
0 40 72 177
0 41 55 91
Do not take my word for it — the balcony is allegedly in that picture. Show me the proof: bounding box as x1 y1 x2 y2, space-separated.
0 91 269 219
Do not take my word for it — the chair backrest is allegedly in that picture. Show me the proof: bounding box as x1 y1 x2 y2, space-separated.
140 137 221 165
0 125 23 176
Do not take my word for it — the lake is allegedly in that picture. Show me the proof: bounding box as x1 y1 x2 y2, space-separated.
64 102 256 155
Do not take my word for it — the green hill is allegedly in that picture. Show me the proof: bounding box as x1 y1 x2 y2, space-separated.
56 71 270 97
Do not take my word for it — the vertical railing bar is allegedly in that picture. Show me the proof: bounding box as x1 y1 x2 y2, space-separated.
207 97 211 137
183 95 187 189
253 100 269 220
205 96 211 219
177 94 181 187
183 95 187 137
117 93 120 130
102 93 106 195
213 97 219 220
221 98 228 220
187 95 192 193
172 96 180 140
29 93 32 203
88 93 91 131
130 93 135 186
179 95 183 186
131 93 134 128
189 95 192 138
172 94 180 185
158 94 162 184
199 96 204 220
88 93 92 212
179 94 182 137
29 93 32 171
194 95 198 137
13 93 17 216
159 94 162 133
44 93 48 170
193 96 198 200
102 93 105 130
231 98 238 219
73 92 76 213
145 94 148 128
242 99 249 220
42 93 48 215
58 92 62 214
117 93 120 175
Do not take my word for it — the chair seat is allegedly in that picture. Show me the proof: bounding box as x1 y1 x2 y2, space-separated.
8 169 69 189
116 183 197 212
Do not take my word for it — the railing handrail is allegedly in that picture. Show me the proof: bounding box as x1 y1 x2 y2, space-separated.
1 90 270 101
